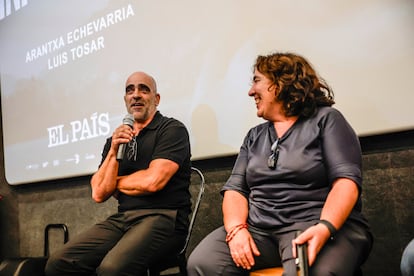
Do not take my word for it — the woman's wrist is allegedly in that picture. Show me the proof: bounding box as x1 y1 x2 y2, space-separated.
225 223 248 243
316 219 337 240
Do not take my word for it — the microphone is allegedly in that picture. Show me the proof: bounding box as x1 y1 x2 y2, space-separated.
116 114 135 161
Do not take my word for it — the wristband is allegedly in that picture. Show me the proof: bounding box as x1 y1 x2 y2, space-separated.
317 219 337 239
225 223 248 243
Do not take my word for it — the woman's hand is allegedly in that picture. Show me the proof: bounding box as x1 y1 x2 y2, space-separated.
291 223 331 266
228 228 260 270
223 191 260 269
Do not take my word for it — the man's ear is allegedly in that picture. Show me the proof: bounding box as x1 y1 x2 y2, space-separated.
155 93 160 106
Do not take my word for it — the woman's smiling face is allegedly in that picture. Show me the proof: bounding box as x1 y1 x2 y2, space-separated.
248 69 278 120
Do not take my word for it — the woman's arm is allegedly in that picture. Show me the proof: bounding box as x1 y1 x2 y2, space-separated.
223 190 249 231
292 108 363 265
223 190 260 270
293 177 359 265
320 178 359 232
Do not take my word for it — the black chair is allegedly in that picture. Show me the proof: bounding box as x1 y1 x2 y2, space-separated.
147 166 206 276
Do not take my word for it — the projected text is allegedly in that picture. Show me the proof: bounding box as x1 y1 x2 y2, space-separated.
24 3 134 71
47 112 110 148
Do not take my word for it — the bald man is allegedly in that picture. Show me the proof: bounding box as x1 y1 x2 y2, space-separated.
46 72 192 276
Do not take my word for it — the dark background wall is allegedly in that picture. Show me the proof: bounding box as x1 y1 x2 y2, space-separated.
0 96 413 275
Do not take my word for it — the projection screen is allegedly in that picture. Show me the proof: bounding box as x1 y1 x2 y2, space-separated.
1 0 413 185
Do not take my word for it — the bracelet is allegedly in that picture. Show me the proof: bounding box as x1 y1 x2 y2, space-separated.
317 219 337 239
225 223 248 243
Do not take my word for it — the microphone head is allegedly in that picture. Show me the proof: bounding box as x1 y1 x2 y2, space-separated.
123 114 134 127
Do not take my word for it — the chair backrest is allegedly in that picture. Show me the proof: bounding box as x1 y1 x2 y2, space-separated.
44 223 69 257
179 166 205 255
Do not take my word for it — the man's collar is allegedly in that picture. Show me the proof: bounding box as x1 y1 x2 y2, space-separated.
144 111 162 130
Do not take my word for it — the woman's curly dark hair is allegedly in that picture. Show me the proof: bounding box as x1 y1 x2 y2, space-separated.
254 52 335 118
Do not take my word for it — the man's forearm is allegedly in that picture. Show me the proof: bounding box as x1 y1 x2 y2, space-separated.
91 150 119 202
